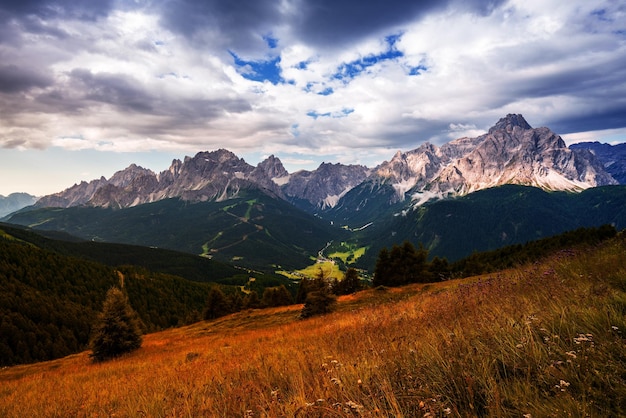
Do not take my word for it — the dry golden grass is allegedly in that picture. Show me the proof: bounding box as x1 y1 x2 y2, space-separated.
1 236 626 417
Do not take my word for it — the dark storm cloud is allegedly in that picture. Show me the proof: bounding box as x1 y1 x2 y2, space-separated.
156 0 506 52
0 64 53 93
290 0 506 47
0 0 114 21
69 68 155 113
62 69 253 125
549 106 626 135
158 0 283 55
0 0 115 44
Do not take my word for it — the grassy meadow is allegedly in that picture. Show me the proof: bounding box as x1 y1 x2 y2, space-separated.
1 234 625 417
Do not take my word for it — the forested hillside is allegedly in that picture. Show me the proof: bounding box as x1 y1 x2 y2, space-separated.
0 231 218 366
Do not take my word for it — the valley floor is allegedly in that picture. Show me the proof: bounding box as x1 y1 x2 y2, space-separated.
1 235 626 417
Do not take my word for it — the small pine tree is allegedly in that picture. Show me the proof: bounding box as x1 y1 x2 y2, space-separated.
373 247 391 287
335 267 361 295
301 288 336 318
90 287 142 362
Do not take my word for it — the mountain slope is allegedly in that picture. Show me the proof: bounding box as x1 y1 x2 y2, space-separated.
2 234 625 416
0 224 220 366
0 222 247 284
350 184 626 268
8 190 348 271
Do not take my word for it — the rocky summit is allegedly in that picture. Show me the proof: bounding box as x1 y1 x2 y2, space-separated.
372 114 616 205
33 114 618 212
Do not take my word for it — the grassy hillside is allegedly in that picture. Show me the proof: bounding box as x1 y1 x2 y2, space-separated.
2 233 625 417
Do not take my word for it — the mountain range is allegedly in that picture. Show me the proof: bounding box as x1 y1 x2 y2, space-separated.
31 114 620 212
6 114 626 270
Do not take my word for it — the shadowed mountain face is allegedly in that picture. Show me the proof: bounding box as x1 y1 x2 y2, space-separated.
570 141 626 185
0 193 38 217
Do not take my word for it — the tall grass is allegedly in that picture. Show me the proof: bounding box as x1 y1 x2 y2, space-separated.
1 235 625 417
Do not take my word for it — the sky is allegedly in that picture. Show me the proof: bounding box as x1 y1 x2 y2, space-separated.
1 0 625 196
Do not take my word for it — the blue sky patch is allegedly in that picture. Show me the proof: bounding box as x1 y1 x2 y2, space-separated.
263 34 279 49
307 108 354 119
318 87 334 96
409 65 428 75
296 60 310 70
331 33 404 82
229 51 284 85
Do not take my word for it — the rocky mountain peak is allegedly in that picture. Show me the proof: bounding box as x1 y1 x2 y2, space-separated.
488 113 532 134
256 155 289 179
109 164 156 188
282 162 370 210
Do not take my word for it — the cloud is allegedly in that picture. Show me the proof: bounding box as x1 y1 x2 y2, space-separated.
0 0 114 21
0 64 53 93
157 0 283 57
0 0 625 176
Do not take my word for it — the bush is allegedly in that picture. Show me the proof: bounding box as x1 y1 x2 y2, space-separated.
90 287 143 362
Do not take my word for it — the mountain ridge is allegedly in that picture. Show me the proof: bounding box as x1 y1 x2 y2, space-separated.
30 114 618 215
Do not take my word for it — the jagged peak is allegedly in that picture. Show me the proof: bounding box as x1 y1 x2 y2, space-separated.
389 150 405 162
256 154 289 178
488 114 532 134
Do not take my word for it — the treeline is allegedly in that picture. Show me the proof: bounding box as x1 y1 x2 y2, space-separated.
373 225 618 286
449 224 618 277
201 268 363 320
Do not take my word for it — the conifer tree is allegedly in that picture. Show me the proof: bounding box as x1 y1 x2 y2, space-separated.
203 287 231 320
90 287 142 362
300 273 336 318
243 290 262 309
333 268 361 295
262 285 293 307
300 285 336 318
373 247 391 287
